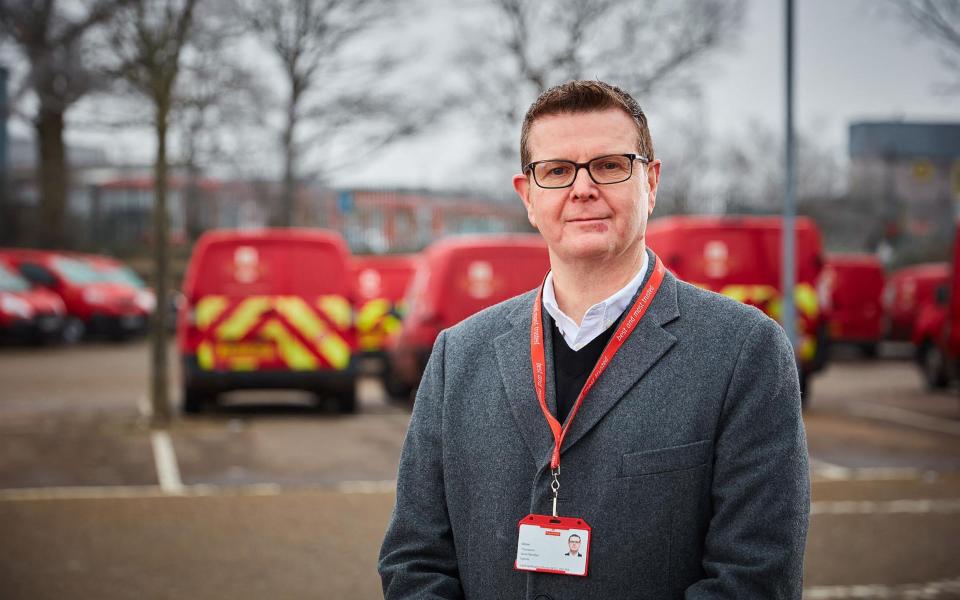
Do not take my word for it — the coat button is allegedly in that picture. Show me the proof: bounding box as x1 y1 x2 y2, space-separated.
534 595 553 600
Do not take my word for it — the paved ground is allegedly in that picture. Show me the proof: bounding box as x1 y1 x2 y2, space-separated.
1 340 959 599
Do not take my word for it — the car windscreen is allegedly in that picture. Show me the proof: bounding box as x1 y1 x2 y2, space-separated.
192 240 348 298
51 256 105 284
0 263 31 292
100 265 147 288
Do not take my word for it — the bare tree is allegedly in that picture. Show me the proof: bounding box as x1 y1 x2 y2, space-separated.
172 2 267 240
0 0 131 247
108 0 199 423
243 0 432 227
715 119 846 214
888 0 960 93
454 0 746 168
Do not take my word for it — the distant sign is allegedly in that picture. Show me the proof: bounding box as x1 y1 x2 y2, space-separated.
338 191 354 214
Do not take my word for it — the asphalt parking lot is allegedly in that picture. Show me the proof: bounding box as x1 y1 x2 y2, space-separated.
1 341 959 599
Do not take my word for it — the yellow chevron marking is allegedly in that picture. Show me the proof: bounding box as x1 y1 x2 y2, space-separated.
198 341 214 370
319 295 352 330
196 296 228 329
320 332 351 370
795 283 819 319
217 297 272 341
275 296 328 340
261 319 317 370
357 299 390 332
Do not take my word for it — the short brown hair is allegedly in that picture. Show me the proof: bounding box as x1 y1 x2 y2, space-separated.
519 80 654 169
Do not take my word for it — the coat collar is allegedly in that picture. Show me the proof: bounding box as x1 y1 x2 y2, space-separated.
493 249 681 471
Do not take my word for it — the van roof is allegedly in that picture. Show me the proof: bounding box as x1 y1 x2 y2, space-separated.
194 227 349 251
425 233 546 256
826 253 883 269
647 215 819 233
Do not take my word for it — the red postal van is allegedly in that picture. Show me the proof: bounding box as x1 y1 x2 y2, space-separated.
177 229 358 413
645 215 828 399
911 223 960 390
386 234 550 398
351 254 419 356
822 253 885 357
884 262 948 342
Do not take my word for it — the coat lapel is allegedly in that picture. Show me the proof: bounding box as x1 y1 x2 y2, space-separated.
558 263 681 456
494 289 557 468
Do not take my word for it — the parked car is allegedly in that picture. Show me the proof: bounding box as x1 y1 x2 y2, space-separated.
822 253 885 357
386 234 550 399
351 254 419 357
0 257 66 343
0 249 146 343
884 262 949 342
177 228 358 414
645 215 829 400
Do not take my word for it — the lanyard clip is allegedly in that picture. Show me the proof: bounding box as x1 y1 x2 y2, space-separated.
550 467 560 517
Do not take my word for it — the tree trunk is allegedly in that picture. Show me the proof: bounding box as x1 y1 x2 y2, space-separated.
277 93 297 228
34 107 69 248
150 104 172 424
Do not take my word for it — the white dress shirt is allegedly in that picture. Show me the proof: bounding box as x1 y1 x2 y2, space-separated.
542 251 650 351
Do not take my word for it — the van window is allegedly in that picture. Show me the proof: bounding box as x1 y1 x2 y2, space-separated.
0 263 30 292
51 257 104 284
192 240 347 298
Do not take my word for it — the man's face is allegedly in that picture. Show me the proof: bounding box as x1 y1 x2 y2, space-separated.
513 109 661 266
568 536 581 553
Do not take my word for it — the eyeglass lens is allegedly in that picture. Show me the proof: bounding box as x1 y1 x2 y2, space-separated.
533 155 634 188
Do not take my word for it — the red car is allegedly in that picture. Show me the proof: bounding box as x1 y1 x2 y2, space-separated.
822 253 885 357
387 234 550 398
1 249 146 343
646 215 828 399
0 257 66 343
177 228 359 413
884 262 948 342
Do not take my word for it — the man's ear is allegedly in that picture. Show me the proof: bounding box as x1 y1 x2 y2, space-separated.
646 159 662 216
513 172 537 228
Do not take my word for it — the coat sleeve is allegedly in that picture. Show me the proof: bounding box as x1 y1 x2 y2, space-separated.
379 330 464 599
685 316 811 599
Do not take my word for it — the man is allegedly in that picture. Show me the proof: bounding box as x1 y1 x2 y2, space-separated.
565 534 582 558
380 80 809 599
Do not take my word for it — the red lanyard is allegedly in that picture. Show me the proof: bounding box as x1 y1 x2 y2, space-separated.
531 256 666 470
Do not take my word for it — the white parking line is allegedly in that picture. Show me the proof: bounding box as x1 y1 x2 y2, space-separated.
811 498 960 515
0 483 283 501
839 400 960 437
804 576 960 599
810 459 929 482
150 430 184 494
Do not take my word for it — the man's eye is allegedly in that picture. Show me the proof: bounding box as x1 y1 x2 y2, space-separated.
549 167 570 176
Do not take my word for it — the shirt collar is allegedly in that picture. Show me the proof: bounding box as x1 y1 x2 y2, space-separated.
542 251 649 349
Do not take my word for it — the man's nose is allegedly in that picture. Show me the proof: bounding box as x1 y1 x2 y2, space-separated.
570 165 598 200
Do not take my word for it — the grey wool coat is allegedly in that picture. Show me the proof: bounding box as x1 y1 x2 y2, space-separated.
379 250 810 600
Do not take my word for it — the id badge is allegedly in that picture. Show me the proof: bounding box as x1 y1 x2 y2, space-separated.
514 514 591 576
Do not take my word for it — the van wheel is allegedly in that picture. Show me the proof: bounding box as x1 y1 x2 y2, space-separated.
336 382 357 414
62 318 85 344
859 343 879 359
182 387 208 415
921 343 949 390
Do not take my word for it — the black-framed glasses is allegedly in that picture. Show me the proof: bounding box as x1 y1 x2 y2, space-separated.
524 153 650 189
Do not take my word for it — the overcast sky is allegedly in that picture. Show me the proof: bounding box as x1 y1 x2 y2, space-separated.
25 0 957 194
330 0 960 193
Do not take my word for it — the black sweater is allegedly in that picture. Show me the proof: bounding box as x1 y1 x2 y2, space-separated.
549 315 619 424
